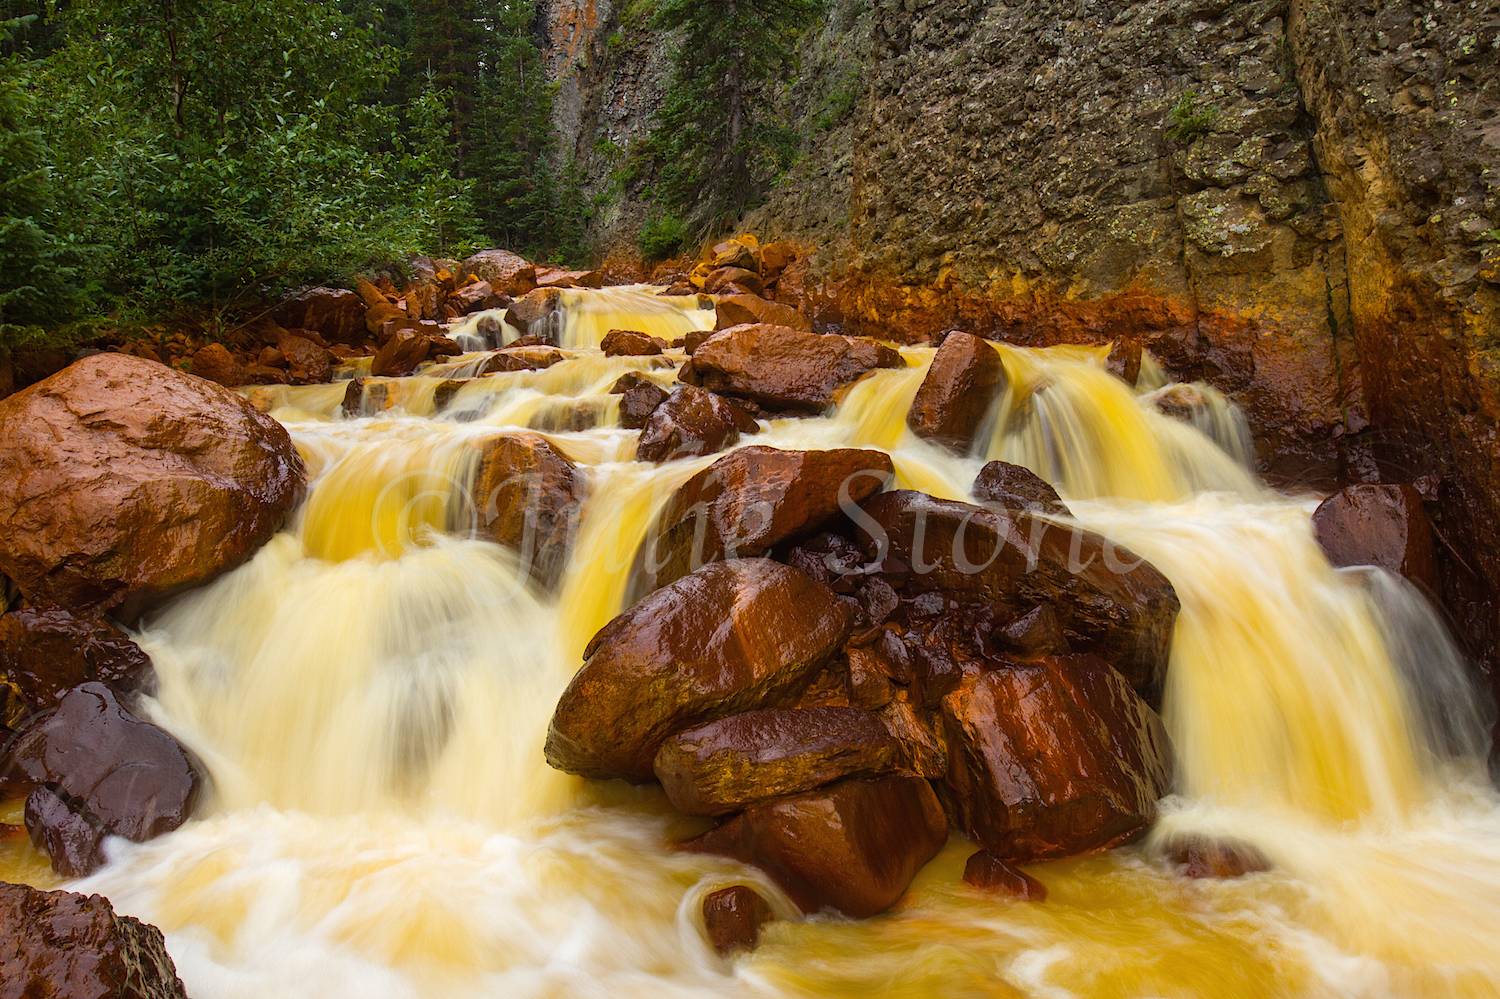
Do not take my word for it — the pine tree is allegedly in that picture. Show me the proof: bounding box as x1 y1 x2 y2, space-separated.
648 0 821 223
406 0 483 177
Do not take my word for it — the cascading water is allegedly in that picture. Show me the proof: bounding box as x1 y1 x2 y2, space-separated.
11 300 1500 999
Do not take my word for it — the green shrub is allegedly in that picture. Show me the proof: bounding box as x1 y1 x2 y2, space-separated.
1166 90 1217 144
638 211 687 259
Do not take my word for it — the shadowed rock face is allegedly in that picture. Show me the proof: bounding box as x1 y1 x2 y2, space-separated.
654 706 904 816
689 324 904 411
942 655 1172 863
272 287 367 346
854 491 1179 699
683 774 947 918
1313 484 1437 593
546 559 851 781
0 353 304 618
0 881 188 998
640 445 894 591
9 682 202 850
907 332 1007 453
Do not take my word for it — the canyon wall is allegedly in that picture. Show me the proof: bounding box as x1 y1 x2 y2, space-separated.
546 0 1500 706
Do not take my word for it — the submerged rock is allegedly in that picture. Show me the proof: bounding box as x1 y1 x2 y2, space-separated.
1167 835 1272 879
856 491 1178 698
545 559 850 781
962 849 1048 901
689 324 903 411
906 331 1007 453
1312 484 1437 592
683 774 947 918
0 881 189 998
635 386 742 463
653 706 904 816
0 608 153 717
639 445 894 590
9 682 202 872
0 354 304 617
941 655 1172 863
702 885 774 955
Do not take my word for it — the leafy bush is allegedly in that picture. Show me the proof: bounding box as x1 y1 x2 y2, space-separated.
638 211 688 259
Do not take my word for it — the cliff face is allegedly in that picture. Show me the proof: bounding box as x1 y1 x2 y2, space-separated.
547 0 1500 703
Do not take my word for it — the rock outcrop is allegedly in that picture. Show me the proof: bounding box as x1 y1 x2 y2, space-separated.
0 354 304 617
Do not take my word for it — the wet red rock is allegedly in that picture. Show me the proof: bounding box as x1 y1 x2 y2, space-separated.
0 354 304 616
941 655 1172 863
972 461 1068 514
272 287 367 346
653 706 904 816
278 334 333 383
702 885 774 955
545 559 851 781
190 342 246 387
0 608 153 715
0 881 188 998
856 491 1178 698
609 372 670 429
462 250 537 296
1312 484 1437 592
9 682 202 868
962 849 1048 900
907 331 1007 452
601 329 665 356
640 445 894 589
371 327 431 377
683 774 947 918
470 433 581 589
1168 836 1272 879
635 386 742 463
690 324 903 412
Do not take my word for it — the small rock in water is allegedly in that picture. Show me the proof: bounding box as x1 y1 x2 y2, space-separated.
1312 484 1437 592
25 785 107 878
601 329 665 356
0 881 189 998
1105 336 1143 386
635 386 741 463
906 331 1007 453
0 607 154 715
972 460 1068 515
703 885 774 955
1168 836 1272 879
962 849 1048 901
609 372 669 429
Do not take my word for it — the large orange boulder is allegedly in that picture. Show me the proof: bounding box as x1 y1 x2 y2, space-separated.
545 559 851 781
690 324 904 411
1311 484 1437 592
907 331 1007 453
0 354 304 616
0 882 188 998
638 445 894 590
462 249 537 296
683 774 947 917
941 655 1172 863
654 705 904 816
470 433 582 589
855 491 1179 699
713 295 813 333
272 287 367 346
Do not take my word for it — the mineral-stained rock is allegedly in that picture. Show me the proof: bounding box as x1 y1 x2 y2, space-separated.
505 288 561 339
683 774 947 918
759 243 795 281
972 461 1068 515
0 881 189 998
449 280 494 314
702 885 774 955
470 433 581 589
706 267 764 296
534 266 603 289
941 655 1172 863
875 690 947 779
371 327 430 377
1167 835 1272 879
995 604 1071 657
462 249 537 297
479 346 565 373
855 491 1178 698
9 682 202 850
653 706 904 816
272 287 367 346
25 785 106 878
907 332 1007 453
190 342 246 387
1311 484 1437 592
640 446 894 590
1105 337 1143 387
609 372 669 429
846 646 896 709
545 559 851 781
355 277 415 339
962 850 1048 901
601 329 664 356
0 354 304 616
690 324 903 411
278 334 333 384
636 386 741 463
0 608 153 715
711 239 760 273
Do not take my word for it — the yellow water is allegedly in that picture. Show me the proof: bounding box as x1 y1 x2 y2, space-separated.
19 312 1500 998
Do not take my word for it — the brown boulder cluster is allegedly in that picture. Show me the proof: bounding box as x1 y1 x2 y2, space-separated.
547 444 1181 927
0 355 304 889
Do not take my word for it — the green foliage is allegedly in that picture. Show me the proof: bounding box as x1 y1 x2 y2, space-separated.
637 210 687 259
400 77 482 256
812 67 862 132
1166 90 1217 144
646 0 823 224
0 15 84 339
